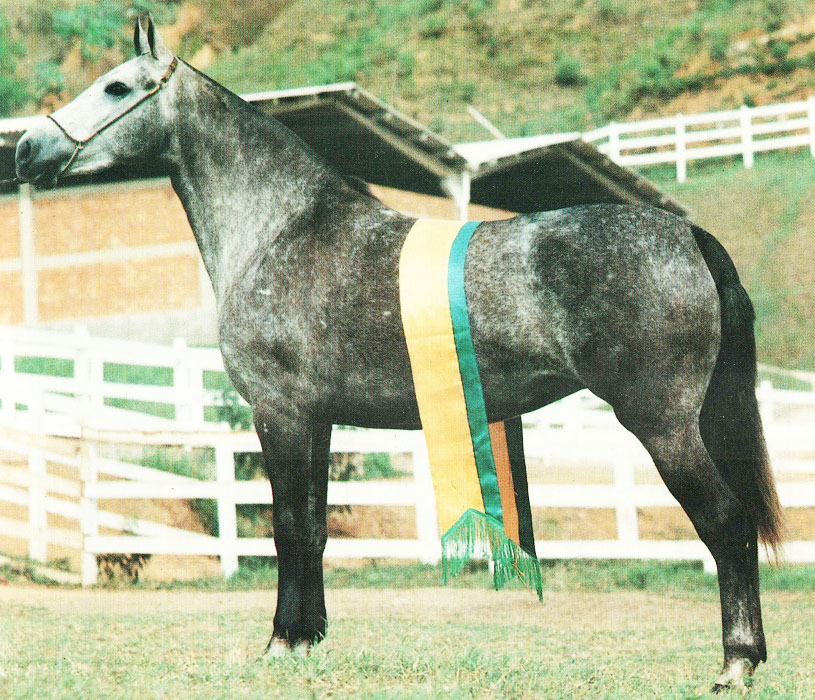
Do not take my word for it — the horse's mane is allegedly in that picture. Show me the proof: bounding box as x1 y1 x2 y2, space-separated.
180 59 376 201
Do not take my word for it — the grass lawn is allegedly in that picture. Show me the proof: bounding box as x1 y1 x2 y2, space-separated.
1 581 813 700
1 561 814 699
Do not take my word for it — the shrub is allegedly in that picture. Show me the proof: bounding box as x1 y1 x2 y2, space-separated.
214 384 253 430
554 54 587 86
763 0 785 33
688 16 705 44
597 0 625 23
32 61 66 102
53 2 126 59
770 40 790 59
419 15 447 38
709 30 730 62
465 0 492 19
0 9 27 116
97 552 152 584
416 0 445 16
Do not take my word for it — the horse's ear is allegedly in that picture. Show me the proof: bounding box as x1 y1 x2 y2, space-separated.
134 13 172 61
134 14 150 56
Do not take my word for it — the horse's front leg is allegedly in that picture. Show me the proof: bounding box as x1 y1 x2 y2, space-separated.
255 410 331 655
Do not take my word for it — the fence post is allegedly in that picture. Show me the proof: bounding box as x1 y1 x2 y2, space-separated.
173 338 201 426
740 104 754 169
607 121 621 163
74 325 103 420
675 113 687 183
28 448 47 562
193 366 206 424
216 445 239 578
412 432 440 564
757 380 775 435
18 183 38 326
808 96 815 158
613 435 638 546
80 440 99 587
0 337 14 416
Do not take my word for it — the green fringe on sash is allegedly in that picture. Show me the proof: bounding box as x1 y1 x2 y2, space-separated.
441 508 543 601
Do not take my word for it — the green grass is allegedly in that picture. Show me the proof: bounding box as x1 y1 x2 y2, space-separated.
0 578 813 699
2 558 813 697
94 560 815 595
7 0 815 138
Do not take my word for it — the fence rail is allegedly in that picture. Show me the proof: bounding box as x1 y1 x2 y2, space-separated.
583 97 815 181
0 325 230 435
1 327 815 585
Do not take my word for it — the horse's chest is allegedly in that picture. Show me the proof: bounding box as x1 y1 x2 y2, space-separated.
216 295 303 395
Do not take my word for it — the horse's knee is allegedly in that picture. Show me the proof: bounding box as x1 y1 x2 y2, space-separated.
273 512 326 558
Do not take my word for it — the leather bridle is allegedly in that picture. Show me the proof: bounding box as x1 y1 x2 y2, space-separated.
46 56 178 181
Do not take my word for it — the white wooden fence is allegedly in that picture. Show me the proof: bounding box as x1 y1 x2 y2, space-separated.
583 97 815 182
1 326 815 585
0 325 230 435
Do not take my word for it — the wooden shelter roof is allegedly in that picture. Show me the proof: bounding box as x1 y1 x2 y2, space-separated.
0 81 684 216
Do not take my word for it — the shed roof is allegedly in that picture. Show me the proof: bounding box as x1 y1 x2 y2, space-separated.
0 81 684 215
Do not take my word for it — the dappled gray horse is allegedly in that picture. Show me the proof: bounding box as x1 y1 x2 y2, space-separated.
15 15 783 693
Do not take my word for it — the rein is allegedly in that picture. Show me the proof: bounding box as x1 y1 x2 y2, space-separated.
46 55 179 182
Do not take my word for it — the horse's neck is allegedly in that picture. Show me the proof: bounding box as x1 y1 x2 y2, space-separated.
166 65 339 297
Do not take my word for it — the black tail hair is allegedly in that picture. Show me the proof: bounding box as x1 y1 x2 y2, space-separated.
692 224 784 558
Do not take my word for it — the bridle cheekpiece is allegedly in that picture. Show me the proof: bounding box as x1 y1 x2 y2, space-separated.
46 56 178 181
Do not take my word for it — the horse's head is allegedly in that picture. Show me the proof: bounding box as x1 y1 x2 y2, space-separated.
16 14 176 188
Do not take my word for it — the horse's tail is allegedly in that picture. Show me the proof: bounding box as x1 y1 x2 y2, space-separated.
691 224 784 558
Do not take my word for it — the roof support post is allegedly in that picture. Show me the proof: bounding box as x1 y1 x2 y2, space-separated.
18 182 38 326
443 171 471 221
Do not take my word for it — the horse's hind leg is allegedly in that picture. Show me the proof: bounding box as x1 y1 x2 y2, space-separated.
623 411 764 692
255 411 331 655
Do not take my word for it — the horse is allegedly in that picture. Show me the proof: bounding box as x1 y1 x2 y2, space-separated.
15 14 783 693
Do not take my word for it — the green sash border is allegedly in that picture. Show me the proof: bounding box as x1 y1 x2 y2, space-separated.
447 221 503 522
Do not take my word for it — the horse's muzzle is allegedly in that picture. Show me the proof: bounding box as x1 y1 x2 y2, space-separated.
15 117 76 189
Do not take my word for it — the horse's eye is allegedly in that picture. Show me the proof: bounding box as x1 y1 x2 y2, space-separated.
104 81 131 97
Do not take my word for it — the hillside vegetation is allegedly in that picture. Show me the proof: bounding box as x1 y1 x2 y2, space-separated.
3 0 815 138
654 151 815 370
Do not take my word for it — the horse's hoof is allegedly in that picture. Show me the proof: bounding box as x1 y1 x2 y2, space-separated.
292 640 311 658
712 658 754 696
261 637 311 660
262 637 291 660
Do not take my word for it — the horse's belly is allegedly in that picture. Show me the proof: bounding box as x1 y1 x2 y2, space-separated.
329 363 579 430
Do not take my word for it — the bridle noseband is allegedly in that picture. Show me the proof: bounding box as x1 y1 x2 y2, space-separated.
46 55 179 181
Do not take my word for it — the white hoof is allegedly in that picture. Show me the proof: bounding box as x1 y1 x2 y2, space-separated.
262 638 311 660
263 638 291 659
713 658 754 695
292 640 311 658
